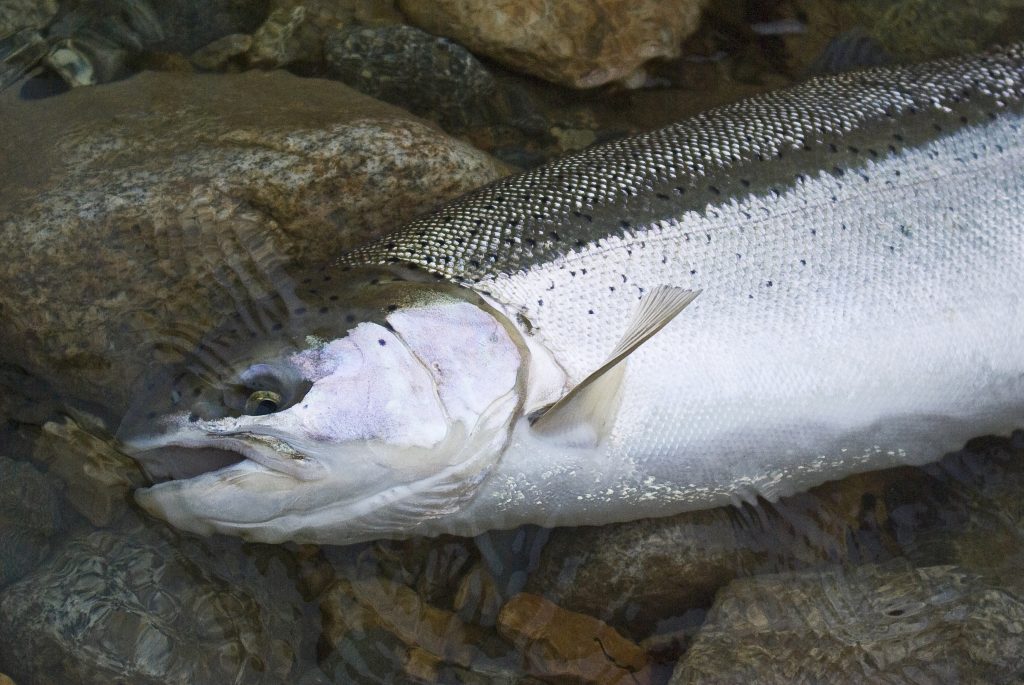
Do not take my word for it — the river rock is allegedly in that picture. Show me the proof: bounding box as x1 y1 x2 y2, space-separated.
0 525 299 685
319 573 518 683
398 0 708 89
0 69 509 424
671 562 1024 684
324 23 544 135
497 592 653 684
0 455 64 588
0 0 57 35
31 415 145 526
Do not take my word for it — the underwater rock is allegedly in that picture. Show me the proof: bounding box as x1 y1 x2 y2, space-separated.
319 574 515 682
34 0 267 86
497 592 653 684
188 32 252 70
31 415 145 526
0 525 298 685
324 23 544 135
671 562 1024 684
0 69 509 424
0 455 64 588
398 0 708 89
0 0 57 35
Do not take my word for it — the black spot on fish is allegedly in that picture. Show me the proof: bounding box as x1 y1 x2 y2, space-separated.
329 295 339 301
294 307 307 315
588 309 594 314
272 323 283 331
319 307 329 314
345 314 356 323
378 339 386 346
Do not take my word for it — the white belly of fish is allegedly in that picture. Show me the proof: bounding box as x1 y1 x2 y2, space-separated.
450 113 1024 535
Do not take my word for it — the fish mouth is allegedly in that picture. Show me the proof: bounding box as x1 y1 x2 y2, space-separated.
123 430 321 483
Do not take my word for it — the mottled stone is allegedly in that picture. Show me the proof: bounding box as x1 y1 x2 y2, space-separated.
0 0 57 35
0 69 509 423
31 415 145 526
319 574 510 682
399 0 708 88
325 23 544 134
189 33 252 70
497 592 653 684
0 525 299 685
671 562 1024 684
0 455 63 588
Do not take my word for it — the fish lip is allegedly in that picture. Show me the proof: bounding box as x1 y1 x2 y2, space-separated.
123 428 321 482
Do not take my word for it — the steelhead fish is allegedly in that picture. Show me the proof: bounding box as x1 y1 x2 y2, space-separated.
118 44 1024 544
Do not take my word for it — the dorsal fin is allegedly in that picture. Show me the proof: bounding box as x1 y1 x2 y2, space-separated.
530 286 700 446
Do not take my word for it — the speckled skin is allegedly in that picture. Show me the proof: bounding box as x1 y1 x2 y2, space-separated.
340 45 1024 534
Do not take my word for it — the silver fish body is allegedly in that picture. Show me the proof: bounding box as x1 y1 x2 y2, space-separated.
121 45 1024 543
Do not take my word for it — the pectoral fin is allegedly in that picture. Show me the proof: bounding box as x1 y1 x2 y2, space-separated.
530 286 700 446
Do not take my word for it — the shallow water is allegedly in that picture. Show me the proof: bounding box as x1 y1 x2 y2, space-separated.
2 1 1024 683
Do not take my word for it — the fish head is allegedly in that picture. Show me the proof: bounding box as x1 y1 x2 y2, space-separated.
117 267 526 544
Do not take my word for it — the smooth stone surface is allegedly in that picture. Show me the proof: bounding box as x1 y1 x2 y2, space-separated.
398 0 708 89
0 69 509 423
0 455 64 588
671 562 1024 684
0 524 301 685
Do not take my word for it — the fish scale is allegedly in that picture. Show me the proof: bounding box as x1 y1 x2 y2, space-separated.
342 44 1024 533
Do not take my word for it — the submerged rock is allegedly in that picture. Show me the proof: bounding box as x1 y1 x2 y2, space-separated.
31 414 145 526
0 524 300 685
0 69 509 423
324 23 544 135
0 455 64 588
671 562 1024 684
497 592 653 684
319 573 518 683
398 0 708 89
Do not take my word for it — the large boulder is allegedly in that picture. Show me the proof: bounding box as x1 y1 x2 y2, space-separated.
0 523 306 685
398 0 708 89
671 562 1024 684
0 69 509 422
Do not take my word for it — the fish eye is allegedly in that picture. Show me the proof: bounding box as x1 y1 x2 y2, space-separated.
245 390 283 416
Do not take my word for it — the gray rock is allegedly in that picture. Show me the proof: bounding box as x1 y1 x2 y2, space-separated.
325 24 544 134
671 562 1024 684
0 524 301 685
0 455 63 588
0 69 509 424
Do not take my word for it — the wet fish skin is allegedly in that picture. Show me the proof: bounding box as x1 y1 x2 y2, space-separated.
122 44 1024 543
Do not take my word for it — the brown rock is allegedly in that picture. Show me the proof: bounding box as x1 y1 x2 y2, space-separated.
31 415 145 526
497 592 652 684
671 562 1024 684
398 0 708 89
0 69 509 422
